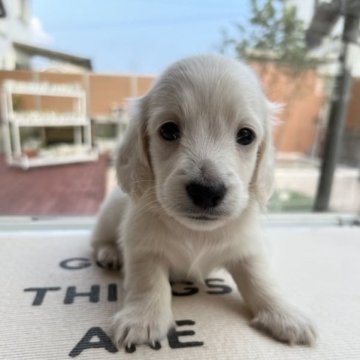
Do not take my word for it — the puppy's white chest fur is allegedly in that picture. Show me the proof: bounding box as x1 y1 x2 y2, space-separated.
166 235 231 280
120 194 262 281
91 54 316 348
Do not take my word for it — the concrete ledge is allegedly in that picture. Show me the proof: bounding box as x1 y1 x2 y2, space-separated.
0 213 358 232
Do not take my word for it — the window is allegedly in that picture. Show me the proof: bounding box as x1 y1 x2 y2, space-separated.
0 0 359 217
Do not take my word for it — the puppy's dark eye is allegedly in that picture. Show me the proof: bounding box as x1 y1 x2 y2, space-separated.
236 128 255 145
159 122 181 141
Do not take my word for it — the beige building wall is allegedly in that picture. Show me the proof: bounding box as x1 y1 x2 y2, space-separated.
1 67 358 157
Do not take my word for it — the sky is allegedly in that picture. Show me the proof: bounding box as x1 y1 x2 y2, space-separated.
31 0 250 75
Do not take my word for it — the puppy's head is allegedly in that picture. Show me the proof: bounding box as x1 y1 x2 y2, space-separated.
116 55 275 231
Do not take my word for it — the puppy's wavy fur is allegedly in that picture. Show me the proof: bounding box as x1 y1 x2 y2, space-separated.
91 55 316 347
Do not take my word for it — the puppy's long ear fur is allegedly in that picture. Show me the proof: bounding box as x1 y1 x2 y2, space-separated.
115 97 152 199
251 101 279 208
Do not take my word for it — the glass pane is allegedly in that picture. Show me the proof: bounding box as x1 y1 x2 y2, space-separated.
0 1 359 216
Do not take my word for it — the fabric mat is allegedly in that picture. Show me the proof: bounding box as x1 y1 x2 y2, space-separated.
0 226 359 359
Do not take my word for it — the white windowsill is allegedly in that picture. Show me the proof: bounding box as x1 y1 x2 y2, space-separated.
0 213 358 233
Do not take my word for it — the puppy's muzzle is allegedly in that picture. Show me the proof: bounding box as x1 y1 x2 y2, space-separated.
186 181 227 209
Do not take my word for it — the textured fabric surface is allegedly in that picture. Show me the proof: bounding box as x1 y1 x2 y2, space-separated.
0 226 359 359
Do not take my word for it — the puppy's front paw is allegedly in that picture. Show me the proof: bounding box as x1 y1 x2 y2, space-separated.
251 307 317 346
112 305 174 348
94 243 122 270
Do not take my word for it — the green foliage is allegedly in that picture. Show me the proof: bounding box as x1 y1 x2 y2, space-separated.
220 0 314 70
268 189 313 212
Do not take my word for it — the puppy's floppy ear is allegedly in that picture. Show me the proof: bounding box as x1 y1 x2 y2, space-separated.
115 97 152 198
251 101 280 208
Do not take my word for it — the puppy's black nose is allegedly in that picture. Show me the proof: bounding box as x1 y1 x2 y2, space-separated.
186 182 227 209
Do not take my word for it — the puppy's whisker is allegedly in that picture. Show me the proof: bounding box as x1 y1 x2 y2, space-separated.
136 202 158 214
135 197 160 214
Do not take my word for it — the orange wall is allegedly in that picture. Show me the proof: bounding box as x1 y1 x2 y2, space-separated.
346 79 360 131
251 63 325 155
88 75 132 115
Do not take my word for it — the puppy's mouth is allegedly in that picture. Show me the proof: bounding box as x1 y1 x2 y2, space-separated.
187 215 218 221
178 211 228 230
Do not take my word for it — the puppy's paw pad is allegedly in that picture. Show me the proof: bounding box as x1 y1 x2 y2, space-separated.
95 244 122 270
251 308 317 346
112 309 173 348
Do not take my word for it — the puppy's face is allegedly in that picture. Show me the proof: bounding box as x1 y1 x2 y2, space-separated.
117 55 274 231
147 56 271 231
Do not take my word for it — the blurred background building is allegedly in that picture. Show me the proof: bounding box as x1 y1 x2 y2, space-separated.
0 0 358 215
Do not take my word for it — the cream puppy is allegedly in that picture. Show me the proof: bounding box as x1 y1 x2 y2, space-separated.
91 54 316 347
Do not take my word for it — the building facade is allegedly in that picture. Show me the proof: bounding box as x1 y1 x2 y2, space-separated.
0 0 33 70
